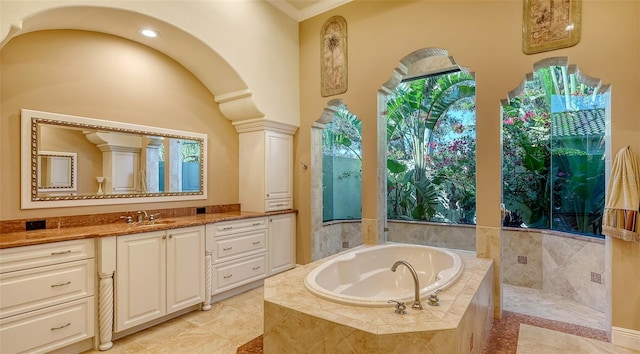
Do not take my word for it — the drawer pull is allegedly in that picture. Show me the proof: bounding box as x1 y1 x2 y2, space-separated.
275 203 286 206
252 241 261 245
51 281 71 288
51 250 71 255
223 247 233 251
223 274 233 279
252 266 261 270
51 323 71 331
252 222 261 226
223 226 233 230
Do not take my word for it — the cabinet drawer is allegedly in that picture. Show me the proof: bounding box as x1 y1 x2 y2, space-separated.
0 296 94 354
212 255 267 294
265 198 292 211
0 239 94 274
210 217 267 237
212 230 267 264
0 259 95 319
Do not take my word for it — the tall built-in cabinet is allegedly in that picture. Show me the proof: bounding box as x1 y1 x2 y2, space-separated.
234 120 297 213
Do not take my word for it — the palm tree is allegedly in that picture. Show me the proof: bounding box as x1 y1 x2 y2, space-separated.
386 71 475 220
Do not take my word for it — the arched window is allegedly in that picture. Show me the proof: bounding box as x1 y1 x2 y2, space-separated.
386 71 476 224
322 105 362 221
502 60 609 237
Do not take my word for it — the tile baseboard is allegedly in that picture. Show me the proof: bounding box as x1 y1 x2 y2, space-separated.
612 326 640 351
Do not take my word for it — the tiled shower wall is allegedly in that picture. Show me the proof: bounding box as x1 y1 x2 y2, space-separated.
314 221 362 261
503 228 607 313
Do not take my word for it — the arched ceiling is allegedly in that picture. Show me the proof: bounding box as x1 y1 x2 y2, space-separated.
1 6 264 122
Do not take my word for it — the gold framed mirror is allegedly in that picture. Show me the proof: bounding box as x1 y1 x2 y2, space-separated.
21 109 207 209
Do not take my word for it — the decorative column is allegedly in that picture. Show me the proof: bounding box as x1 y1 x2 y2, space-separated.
202 251 212 311
98 271 114 351
96 237 116 351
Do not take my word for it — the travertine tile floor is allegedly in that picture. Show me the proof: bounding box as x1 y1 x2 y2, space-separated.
84 284 636 354
84 287 265 354
503 283 606 331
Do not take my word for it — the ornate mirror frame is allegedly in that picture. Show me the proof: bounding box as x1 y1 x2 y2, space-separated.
21 109 208 209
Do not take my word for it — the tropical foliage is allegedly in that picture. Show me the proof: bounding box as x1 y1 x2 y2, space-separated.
386 72 476 223
502 65 606 236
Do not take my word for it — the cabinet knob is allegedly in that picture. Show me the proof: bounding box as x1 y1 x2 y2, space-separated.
162 235 167 240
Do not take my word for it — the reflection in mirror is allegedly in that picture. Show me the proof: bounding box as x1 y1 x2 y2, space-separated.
38 151 77 192
21 109 207 209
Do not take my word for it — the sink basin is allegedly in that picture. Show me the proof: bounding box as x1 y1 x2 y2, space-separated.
136 220 177 227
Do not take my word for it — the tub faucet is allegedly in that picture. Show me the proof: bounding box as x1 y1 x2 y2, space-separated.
391 260 423 310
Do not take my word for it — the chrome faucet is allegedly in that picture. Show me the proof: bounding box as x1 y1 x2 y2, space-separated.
137 210 148 223
391 260 423 310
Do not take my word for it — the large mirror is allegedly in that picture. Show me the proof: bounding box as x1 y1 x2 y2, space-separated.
21 109 207 209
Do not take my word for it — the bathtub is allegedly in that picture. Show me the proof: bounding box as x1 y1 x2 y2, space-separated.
304 243 464 307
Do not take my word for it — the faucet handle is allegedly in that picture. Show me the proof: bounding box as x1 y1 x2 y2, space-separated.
387 300 406 314
428 290 442 306
149 213 161 221
120 215 133 224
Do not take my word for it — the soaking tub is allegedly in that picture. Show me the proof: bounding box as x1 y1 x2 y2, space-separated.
304 243 464 307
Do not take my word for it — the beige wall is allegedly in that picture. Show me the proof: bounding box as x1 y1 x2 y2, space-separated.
1 30 239 219
0 1 300 128
298 0 639 331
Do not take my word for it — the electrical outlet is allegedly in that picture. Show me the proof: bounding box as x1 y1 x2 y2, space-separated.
517 255 528 264
196 207 206 215
342 241 349 248
591 272 602 284
26 219 46 231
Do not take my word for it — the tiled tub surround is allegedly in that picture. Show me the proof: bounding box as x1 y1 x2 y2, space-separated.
264 246 494 353
387 220 476 251
502 228 607 314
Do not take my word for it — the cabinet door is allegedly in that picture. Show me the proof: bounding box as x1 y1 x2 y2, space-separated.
265 131 292 200
166 226 205 314
268 213 296 275
115 231 166 332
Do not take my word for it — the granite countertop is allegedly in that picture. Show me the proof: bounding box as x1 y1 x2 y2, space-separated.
0 210 295 249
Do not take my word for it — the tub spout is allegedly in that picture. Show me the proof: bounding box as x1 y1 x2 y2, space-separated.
391 260 423 310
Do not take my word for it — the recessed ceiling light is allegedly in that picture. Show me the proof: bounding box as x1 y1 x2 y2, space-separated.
139 28 159 38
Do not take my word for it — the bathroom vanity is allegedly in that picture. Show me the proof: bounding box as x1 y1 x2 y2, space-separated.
0 210 296 353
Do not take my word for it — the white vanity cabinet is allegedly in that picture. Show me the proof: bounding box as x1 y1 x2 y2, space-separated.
206 218 268 296
115 225 204 332
0 239 95 354
236 122 297 213
268 213 296 275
